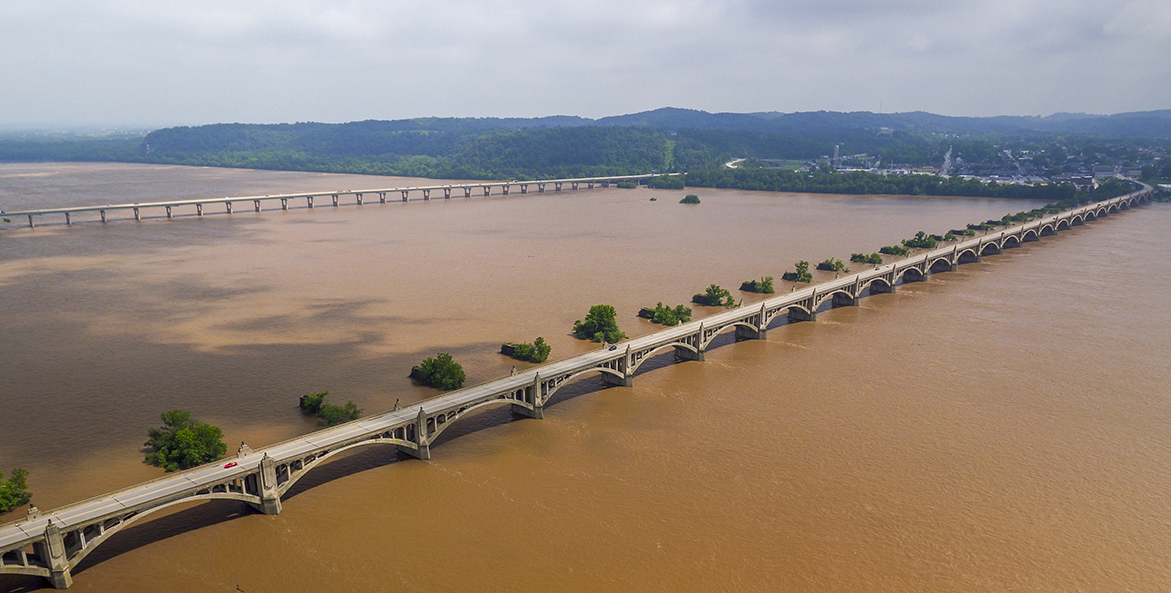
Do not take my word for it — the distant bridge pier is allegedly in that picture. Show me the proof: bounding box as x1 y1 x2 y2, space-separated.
555 182 562 191
537 183 546 193
64 212 71 225
520 184 528 194
502 185 510 195
307 196 314 209
100 210 107 222
463 187 472 198
587 182 594 189
133 208 141 221
225 202 233 214
281 198 289 210
443 188 451 199
423 189 430 201
254 200 262 213
331 194 339 207
27 215 34 228
195 205 202 217
356 193 364 205
379 192 387 204
401 190 409 202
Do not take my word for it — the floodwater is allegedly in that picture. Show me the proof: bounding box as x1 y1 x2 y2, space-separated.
1 163 1168 592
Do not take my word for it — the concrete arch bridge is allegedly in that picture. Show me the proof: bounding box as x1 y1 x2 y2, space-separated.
0 184 1152 588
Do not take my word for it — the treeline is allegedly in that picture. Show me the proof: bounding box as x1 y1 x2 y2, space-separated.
684 168 1087 200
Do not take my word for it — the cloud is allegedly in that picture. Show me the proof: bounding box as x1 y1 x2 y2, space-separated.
0 0 1166 126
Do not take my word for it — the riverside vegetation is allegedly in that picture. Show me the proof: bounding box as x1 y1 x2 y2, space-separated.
740 276 776 294
782 261 813 283
640 302 693 326
692 284 736 308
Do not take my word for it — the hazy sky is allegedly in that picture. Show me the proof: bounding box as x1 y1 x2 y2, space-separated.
2 0 1168 127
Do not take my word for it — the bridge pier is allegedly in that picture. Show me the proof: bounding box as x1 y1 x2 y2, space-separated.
225 202 233 214
308 196 314 208
254 455 282 515
356 193 363 205
133 208 141 221
65 212 71 225
254 200 261 213
195 204 202 217
482 186 490 196
332 194 339 207
281 198 288 210
735 325 767 340
832 293 858 307
37 522 72 589
503 185 510 195
423 190 430 201
164 206 172 219
398 409 432 459
870 281 895 294
537 183 546 193
443 188 451 199
101 210 107 222
463 187 472 198
379 192 387 204
555 182 562 191
401 191 409 202
673 346 705 363
572 182 579 190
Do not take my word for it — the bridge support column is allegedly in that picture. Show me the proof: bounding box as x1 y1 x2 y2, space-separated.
602 373 634 386
464 188 472 198
101 210 107 222
555 182 562 191
356 193 363 205
195 204 202 217
36 522 72 589
308 196 314 208
503 185 510 195
165 206 172 219
443 188 451 199
398 409 432 459
537 183 545 192
254 454 282 515
423 190 430 201
572 182 579 190
133 208 141 221
512 378 544 419
281 198 288 210
401 191 409 202
483 187 490 196
332 194 339 207
379 192 387 204
65 212 71 225
673 346 705 362
254 200 261 212
225 202 233 214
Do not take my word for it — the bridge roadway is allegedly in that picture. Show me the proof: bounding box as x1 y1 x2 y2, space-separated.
1 173 675 228
0 184 1152 588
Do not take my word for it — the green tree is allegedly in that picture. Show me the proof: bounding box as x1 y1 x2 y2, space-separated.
411 352 466 389
902 231 937 249
299 391 328 414
783 261 812 283
144 410 228 472
573 305 626 343
680 194 701 204
647 302 692 326
506 337 552 363
0 468 32 513
740 276 775 294
317 401 363 426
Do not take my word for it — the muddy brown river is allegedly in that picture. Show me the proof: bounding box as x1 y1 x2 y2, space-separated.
1 163 1168 592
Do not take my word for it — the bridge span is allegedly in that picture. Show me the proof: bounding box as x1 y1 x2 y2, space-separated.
1 173 676 228
0 185 1152 588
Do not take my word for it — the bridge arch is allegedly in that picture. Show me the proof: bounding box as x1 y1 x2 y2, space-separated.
275 436 412 497
629 341 701 374
1056 219 1071 231
812 288 857 310
859 276 892 293
927 257 955 273
956 248 981 263
1002 235 1021 248
543 366 627 403
65 490 259 571
979 242 1002 257
894 267 926 284
698 322 759 349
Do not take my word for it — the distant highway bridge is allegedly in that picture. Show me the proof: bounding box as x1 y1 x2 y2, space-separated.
0 173 675 228
0 184 1152 588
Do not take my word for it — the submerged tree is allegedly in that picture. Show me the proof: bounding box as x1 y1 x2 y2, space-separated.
411 352 467 390
0 469 32 513
573 305 626 343
144 410 228 472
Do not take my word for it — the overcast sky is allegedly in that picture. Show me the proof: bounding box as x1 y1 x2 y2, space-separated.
1 0 1168 128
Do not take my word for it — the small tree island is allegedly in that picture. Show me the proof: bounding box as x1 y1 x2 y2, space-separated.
693 284 736 307
740 276 776 294
781 261 813 283
573 305 627 343
638 302 693 326
299 390 362 426
679 194 701 204
851 252 884 265
411 353 466 390
501 337 552 363
144 410 228 472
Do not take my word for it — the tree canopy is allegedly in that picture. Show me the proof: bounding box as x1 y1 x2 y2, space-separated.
411 353 466 390
0 468 32 513
144 410 228 472
573 305 626 343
